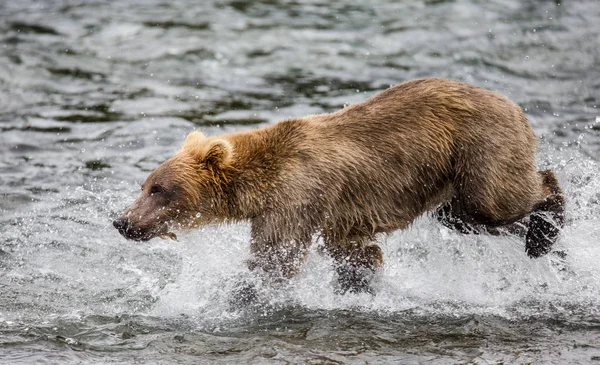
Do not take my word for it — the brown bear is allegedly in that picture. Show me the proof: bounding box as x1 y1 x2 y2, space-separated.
113 78 565 293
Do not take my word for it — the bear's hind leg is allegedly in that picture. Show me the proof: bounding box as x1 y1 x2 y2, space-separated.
441 168 565 257
324 235 383 294
436 202 529 237
436 202 481 234
525 170 565 258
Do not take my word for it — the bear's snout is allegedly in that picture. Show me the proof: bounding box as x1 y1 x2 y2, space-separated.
113 217 145 241
113 214 169 241
113 217 129 234
113 216 142 240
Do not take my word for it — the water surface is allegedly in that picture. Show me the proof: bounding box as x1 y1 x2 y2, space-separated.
1 0 600 364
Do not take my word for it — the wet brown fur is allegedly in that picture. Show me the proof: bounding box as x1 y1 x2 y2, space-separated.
115 78 565 293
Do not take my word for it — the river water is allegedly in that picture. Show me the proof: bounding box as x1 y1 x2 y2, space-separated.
1 0 599 364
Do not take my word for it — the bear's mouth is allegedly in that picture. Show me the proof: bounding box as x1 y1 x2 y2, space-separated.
119 228 156 242
158 231 178 241
115 222 171 242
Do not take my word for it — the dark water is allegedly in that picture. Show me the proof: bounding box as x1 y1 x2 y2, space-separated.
1 0 600 363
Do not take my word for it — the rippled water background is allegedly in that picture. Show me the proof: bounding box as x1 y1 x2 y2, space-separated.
1 0 599 364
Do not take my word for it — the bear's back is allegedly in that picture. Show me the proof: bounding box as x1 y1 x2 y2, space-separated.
281 78 537 233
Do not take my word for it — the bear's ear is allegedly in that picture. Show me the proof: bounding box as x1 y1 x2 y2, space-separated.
182 130 207 150
181 131 234 168
203 138 234 168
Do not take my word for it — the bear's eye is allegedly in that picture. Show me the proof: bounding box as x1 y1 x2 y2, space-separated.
150 184 166 195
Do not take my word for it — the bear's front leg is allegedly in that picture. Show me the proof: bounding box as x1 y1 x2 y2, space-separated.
247 237 311 280
247 218 312 281
324 236 383 294
229 236 310 309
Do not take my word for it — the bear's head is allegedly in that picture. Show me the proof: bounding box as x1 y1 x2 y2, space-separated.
113 131 234 241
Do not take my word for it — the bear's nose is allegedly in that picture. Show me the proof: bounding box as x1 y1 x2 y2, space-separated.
113 217 129 233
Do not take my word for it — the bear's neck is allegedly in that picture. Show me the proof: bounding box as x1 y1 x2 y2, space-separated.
221 120 306 220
